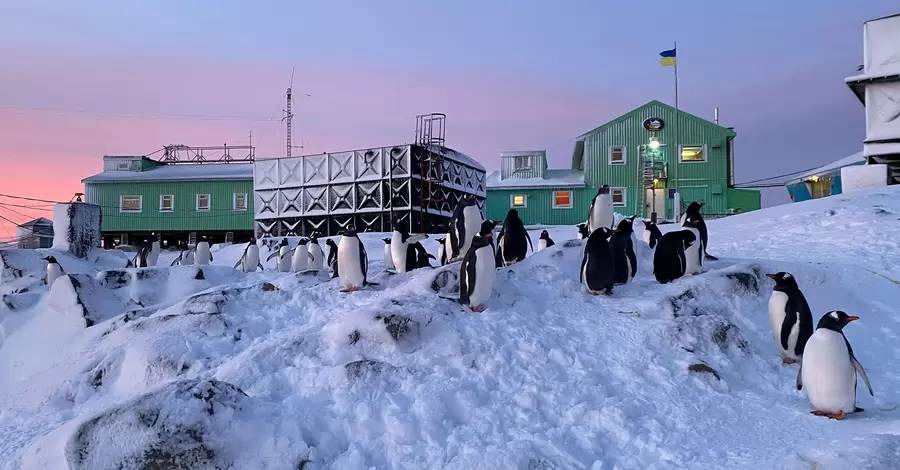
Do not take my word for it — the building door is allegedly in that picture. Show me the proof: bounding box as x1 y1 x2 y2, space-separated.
645 188 667 220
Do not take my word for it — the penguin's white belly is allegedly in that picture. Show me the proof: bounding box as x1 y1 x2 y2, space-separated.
148 243 160 266
683 229 703 275
195 244 211 265
624 255 633 283
245 247 260 272
338 239 364 288
182 251 194 265
47 264 63 287
390 234 407 273
767 291 799 358
309 246 324 269
459 208 483 260
642 229 652 247
802 330 857 413
468 247 495 308
538 239 547 251
278 247 291 272
384 245 395 270
589 195 613 232
292 246 309 271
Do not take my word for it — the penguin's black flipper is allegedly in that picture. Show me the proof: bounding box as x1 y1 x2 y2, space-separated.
438 295 464 304
266 251 280 262
363 280 379 286
233 259 242 269
258 262 264 271
850 355 874 396
705 253 720 261
796 361 803 391
854 407 865 413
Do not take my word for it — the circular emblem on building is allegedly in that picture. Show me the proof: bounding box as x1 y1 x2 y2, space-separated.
643 118 665 131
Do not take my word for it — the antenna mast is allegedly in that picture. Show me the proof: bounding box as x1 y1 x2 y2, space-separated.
285 69 294 158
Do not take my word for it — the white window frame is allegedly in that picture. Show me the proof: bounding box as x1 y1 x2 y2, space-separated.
679 144 707 163
511 194 527 208
119 195 142 213
232 192 248 211
514 156 531 170
608 146 627 165
552 190 573 209
611 188 627 207
159 194 174 212
196 194 211 211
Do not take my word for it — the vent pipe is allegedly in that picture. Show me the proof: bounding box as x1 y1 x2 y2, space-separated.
714 107 719 124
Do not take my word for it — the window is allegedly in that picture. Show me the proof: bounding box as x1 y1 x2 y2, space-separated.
514 156 531 170
120 195 142 212
233 193 248 211
159 195 174 212
552 190 572 209
611 188 626 207
511 194 527 208
196 194 210 211
680 145 706 162
608 146 626 165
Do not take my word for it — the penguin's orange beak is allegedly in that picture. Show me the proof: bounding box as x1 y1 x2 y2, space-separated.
483 233 492 238
765 273 777 279
846 316 859 322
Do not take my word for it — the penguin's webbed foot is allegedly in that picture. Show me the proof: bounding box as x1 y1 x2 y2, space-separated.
782 357 797 365
470 305 486 312
340 286 360 293
811 410 846 420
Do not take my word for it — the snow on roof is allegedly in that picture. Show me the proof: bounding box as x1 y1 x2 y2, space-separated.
486 169 585 189
82 163 254 183
18 217 53 227
787 151 866 184
426 145 485 172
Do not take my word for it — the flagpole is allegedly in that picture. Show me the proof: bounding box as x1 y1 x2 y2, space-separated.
673 40 679 215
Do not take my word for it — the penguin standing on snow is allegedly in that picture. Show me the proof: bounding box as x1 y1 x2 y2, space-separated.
194 236 213 265
413 242 436 269
459 220 500 312
308 233 325 270
681 217 704 275
390 221 428 273
146 233 161 267
576 223 590 240
171 241 194 266
266 239 292 272
336 225 376 292
291 238 311 272
45 256 64 287
326 238 339 278
653 230 696 284
132 239 152 268
435 237 447 265
642 220 663 250
446 194 484 263
537 230 555 251
587 185 615 233
495 209 532 267
610 217 638 285
798 311 874 420
766 272 814 365
382 238 396 271
681 201 717 261
233 238 264 273
580 227 617 295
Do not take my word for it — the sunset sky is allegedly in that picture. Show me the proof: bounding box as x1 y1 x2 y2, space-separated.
1 0 896 239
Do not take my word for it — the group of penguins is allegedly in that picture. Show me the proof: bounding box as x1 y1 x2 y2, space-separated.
126 234 216 268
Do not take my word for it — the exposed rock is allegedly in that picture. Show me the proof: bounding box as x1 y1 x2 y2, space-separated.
688 363 721 380
260 282 277 291
98 270 132 289
345 359 396 381
668 289 699 317
375 314 419 342
0 248 44 284
723 268 762 294
562 240 582 248
430 269 458 293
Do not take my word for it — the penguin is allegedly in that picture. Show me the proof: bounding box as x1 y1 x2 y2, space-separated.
337 225 376 292
266 239 291 272
681 201 717 261
326 238 339 278
412 242 436 269
766 272 814 365
459 220 500 312
435 237 447 265
537 230 555 251
45 256 64 287
233 238 263 273
587 185 615 233
382 238 396 271
495 209 533 267
652 230 696 284
170 242 194 266
147 233 160 267
308 233 325 270
390 222 428 273
797 311 874 420
576 223 590 240
580 227 617 295
681 217 704 275
642 220 663 250
132 239 152 268
446 194 484 263
194 236 213 265
610 217 638 285
291 238 311 272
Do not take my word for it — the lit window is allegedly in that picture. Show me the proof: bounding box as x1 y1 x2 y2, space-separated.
197 194 210 211
609 146 626 165
233 193 248 211
611 188 626 207
681 145 706 162
552 190 572 209
120 195 142 212
511 194 527 207
159 195 174 212
514 156 531 170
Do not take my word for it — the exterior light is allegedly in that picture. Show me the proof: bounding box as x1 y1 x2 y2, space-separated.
809 175 819 182
653 178 659 184
649 138 660 150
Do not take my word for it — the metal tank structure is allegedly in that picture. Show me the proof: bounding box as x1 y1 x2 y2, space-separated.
253 114 486 237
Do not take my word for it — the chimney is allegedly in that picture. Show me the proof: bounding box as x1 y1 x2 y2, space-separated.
714 107 719 124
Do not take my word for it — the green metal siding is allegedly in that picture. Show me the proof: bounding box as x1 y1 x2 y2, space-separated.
85 180 254 232
727 188 762 213
486 188 589 226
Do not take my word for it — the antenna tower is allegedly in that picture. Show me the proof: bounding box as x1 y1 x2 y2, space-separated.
285 86 293 158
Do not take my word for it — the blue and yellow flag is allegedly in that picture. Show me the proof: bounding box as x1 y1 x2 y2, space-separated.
659 48 676 67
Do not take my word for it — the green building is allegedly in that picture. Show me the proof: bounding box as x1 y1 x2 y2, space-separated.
486 100 761 225
82 155 254 248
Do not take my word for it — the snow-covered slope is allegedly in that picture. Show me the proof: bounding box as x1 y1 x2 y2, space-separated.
1 186 899 469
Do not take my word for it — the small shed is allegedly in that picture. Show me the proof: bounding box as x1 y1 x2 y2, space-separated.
16 217 54 249
785 151 866 202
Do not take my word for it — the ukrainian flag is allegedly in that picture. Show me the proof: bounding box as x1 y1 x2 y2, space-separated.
659 48 676 67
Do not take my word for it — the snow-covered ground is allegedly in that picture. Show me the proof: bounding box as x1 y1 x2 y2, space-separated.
1 186 899 469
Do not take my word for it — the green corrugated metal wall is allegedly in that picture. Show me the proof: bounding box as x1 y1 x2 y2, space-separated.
485 188 589 226
85 180 254 232
726 188 761 213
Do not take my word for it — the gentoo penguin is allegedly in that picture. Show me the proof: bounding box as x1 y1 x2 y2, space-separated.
266 239 292 272
45 256 64 287
642 220 663 250
766 272 814 365
390 221 428 273
233 238 263 273
147 233 160 267
652 230 696 284
576 223 590 240
291 238 311 272
537 230 555 251
446 194 484 263
326 238 339 278
336 225 375 292
587 185 615 233
610 217 638 285
798 311 874 420
382 238 396 271
495 209 532 267
194 236 213 265
412 242 436 269
681 201 717 261
681 217 704 275
133 240 152 268
170 242 194 266
435 237 447 266
308 233 325 270
459 220 500 312
580 227 616 295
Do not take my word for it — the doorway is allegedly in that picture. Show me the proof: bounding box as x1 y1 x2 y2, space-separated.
645 188 667 221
